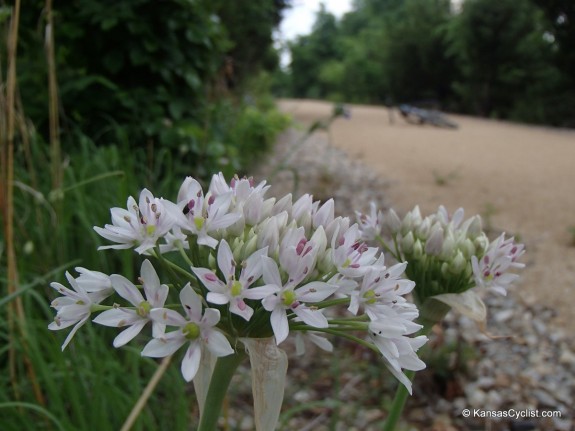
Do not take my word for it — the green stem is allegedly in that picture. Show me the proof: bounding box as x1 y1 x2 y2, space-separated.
197 351 246 431
382 312 442 431
382 370 415 431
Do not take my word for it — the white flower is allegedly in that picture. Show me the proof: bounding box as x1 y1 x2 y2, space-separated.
355 202 383 241
192 240 277 321
74 267 113 295
348 262 415 320
142 284 234 382
472 233 525 295
159 226 190 253
93 260 168 347
177 177 241 248
260 257 338 344
369 319 427 395
94 189 182 254
48 272 110 350
332 225 379 278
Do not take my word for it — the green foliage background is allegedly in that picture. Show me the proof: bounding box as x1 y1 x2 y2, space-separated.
279 0 575 126
1 1 290 430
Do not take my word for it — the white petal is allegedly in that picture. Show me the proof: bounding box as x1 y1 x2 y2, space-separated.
181 343 202 381
141 335 185 358
296 282 338 302
93 308 139 327
270 308 289 344
113 320 148 347
201 308 221 328
191 267 226 293
293 307 328 329
111 275 144 306
205 330 234 357
180 284 202 321
262 257 282 287
242 285 280 300
149 308 187 327
217 239 234 279
61 316 89 351
206 292 230 305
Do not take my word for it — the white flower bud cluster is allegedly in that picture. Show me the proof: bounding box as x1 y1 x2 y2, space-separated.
356 204 525 321
48 173 427 393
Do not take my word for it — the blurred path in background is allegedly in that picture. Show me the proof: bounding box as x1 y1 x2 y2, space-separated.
278 98 575 329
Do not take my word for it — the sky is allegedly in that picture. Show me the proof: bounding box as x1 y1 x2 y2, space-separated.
276 0 354 66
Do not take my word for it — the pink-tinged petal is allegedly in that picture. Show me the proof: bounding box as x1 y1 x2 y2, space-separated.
179 284 202 321
240 247 268 286
205 330 234 357
177 177 203 205
242 285 280 300
296 282 338 303
110 275 144 306
292 307 328 329
60 316 89 351
206 292 230 305
229 299 254 321
181 343 202 381
262 257 282 287
142 335 186 358
201 308 221 328
149 308 187 327
270 308 289 344
113 320 148 347
93 308 139 327
191 267 226 293
217 239 234 279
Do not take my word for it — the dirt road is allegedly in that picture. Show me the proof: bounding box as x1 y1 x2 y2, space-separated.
278 99 575 329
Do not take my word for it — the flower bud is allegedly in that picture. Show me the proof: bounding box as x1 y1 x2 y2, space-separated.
401 232 415 254
425 225 444 255
460 238 476 259
384 208 402 235
467 215 483 239
449 250 467 274
441 231 455 259
413 239 423 259
416 218 431 240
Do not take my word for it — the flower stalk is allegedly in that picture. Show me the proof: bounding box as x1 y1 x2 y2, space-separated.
197 350 246 431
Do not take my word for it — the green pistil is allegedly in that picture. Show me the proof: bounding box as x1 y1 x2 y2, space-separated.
137 300 152 317
282 290 297 307
183 322 201 340
363 290 377 305
342 258 351 268
231 280 243 297
76 300 85 305
194 216 205 231
146 225 156 236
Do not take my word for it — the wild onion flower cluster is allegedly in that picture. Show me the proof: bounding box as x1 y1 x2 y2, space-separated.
356 204 525 324
48 173 428 393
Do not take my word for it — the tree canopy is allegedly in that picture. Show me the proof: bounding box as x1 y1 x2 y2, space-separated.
281 0 574 126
